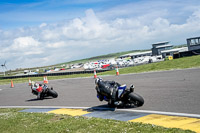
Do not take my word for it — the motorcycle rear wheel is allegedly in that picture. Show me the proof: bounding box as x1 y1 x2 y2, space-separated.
128 93 144 107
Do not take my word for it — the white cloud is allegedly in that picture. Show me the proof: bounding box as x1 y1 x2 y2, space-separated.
12 36 39 49
47 41 66 48
41 29 61 41
39 23 47 28
62 9 105 40
1 2 200 70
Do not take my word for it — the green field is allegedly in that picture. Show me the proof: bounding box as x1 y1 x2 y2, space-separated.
1 55 200 85
0 108 194 133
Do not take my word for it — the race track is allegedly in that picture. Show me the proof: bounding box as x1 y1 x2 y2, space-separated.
0 68 200 114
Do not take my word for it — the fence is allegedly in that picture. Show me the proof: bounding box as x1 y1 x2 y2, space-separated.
2 69 111 79
1 59 165 79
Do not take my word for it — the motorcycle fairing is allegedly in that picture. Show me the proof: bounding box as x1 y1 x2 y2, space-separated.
103 96 108 101
118 84 126 98
36 86 43 92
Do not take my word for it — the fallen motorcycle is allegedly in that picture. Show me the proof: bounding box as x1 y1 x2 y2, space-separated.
31 83 58 100
95 78 144 107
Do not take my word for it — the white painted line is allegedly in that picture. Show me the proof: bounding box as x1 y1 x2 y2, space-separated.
1 106 200 118
117 109 200 118
0 89 2 91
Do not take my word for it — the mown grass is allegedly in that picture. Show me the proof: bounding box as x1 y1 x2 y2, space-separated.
1 55 200 85
0 108 194 133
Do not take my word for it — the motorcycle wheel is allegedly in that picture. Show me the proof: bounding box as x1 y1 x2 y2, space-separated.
108 101 115 108
128 93 144 107
48 90 58 98
40 95 44 100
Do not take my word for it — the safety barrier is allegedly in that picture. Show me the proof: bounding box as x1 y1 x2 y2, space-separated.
1 59 162 79
2 69 111 79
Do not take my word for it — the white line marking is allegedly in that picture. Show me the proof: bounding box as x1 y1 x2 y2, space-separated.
1 106 200 118
116 109 200 118
0 89 2 91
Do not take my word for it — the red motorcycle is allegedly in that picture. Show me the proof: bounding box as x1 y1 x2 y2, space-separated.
31 83 58 100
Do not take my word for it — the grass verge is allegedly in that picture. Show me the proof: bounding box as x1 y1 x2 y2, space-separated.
0 108 194 133
1 55 200 85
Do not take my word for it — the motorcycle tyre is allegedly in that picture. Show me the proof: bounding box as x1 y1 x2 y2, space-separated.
108 100 115 108
128 93 144 107
40 95 44 100
48 90 58 98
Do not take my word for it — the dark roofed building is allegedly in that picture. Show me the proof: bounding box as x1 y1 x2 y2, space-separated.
152 41 173 56
187 37 200 51
119 51 152 59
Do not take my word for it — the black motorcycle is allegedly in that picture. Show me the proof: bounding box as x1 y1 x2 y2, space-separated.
95 78 144 107
31 83 58 100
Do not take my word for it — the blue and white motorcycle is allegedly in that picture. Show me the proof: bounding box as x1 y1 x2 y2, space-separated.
95 78 144 108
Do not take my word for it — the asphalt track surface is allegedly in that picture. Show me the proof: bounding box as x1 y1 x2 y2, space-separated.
0 68 200 115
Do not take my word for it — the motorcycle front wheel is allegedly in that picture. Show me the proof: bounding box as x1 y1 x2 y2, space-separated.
48 90 58 98
128 93 144 107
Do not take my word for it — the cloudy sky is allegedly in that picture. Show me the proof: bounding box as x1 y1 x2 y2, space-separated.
0 0 200 71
